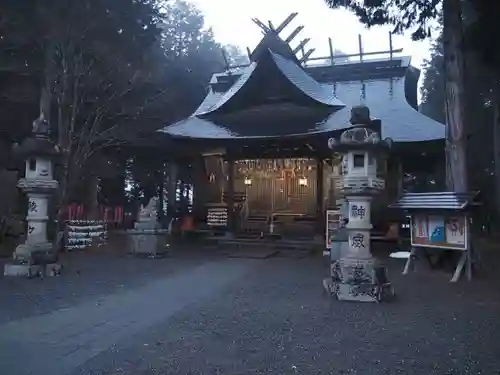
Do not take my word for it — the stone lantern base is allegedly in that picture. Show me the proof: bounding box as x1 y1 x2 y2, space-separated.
325 257 394 302
4 243 61 277
336 258 377 302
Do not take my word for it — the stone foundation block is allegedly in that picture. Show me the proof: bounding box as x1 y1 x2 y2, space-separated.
4 262 61 277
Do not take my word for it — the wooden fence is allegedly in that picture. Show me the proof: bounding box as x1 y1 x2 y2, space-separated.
62 204 133 229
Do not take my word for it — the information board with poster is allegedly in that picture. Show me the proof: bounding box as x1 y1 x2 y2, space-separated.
325 210 342 249
390 191 477 282
410 214 467 251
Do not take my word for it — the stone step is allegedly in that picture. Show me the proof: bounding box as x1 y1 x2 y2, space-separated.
216 237 318 253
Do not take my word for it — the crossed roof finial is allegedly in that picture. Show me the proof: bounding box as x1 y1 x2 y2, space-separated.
250 12 315 64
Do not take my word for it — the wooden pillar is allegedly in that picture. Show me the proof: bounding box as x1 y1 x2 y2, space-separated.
226 158 235 236
192 156 207 218
157 162 165 224
167 161 178 220
434 153 446 190
396 159 404 197
177 165 189 215
316 158 324 238
85 174 100 219
384 155 401 201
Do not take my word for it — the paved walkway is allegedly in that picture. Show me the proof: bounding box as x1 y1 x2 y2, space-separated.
2 249 500 375
0 245 216 323
72 257 500 375
0 259 257 375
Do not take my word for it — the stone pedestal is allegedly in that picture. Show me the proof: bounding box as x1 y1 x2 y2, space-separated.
333 180 393 302
127 197 169 258
4 244 61 277
128 229 168 258
336 258 377 301
4 183 60 277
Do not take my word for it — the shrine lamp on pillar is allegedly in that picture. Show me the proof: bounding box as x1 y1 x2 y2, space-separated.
299 177 308 186
244 177 252 186
325 105 394 302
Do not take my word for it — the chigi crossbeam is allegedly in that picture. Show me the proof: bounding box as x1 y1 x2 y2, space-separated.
224 12 403 70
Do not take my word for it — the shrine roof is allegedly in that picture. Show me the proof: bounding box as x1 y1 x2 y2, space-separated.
194 103 336 137
249 31 301 64
159 56 444 143
195 49 344 117
390 192 480 210
269 51 344 107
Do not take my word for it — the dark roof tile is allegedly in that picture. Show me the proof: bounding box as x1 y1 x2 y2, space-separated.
317 76 444 141
197 63 257 115
270 51 344 107
390 192 479 210
159 56 444 142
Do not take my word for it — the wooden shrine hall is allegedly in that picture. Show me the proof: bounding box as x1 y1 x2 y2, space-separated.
155 14 445 243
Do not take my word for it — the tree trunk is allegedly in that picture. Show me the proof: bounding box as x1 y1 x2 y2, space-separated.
85 174 100 219
443 0 468 193
52 159 70 251
492 83 500 226
157 164 165 223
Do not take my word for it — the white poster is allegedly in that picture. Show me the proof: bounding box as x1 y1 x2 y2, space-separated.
414 215 428 239
445 217 466 246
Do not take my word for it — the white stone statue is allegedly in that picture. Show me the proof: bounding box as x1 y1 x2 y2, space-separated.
135 197 160 230
129 196 166 258
138 197 158 220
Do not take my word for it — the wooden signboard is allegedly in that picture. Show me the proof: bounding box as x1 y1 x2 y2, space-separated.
325 209 342 249
206 206 228 227
410 214 467 251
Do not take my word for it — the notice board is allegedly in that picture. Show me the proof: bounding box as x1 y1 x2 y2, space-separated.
411 214 467 250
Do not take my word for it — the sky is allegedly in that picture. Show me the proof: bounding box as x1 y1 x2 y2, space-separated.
188 0 434 71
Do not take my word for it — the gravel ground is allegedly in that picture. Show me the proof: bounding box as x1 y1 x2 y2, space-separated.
70 257 500 375
0 239 218 324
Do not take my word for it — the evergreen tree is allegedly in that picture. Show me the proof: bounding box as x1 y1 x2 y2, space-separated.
1 0 238 217
324 0 468 192
420 33 445 124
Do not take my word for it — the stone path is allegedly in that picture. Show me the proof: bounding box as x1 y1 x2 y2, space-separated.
0 246 216 324
72 257 500 375
0 258 257 375
2 250 500 375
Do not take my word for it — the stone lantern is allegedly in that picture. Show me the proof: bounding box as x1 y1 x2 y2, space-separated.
4 115 61 277
326 105 394 302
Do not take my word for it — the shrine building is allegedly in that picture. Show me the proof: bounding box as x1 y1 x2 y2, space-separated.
152 16 445 243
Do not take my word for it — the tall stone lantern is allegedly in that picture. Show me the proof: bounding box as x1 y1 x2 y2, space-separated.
4 115 61 277
326 106 394 302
